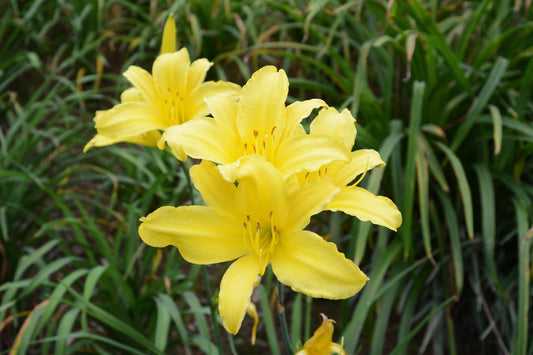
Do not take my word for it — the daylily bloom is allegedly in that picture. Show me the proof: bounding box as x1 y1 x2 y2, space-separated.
295 314 345 355
84 15 240 159
138 156 368 334
296 107 402 231
161 65 351 179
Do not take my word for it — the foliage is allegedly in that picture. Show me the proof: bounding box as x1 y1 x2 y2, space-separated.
1 0 532 354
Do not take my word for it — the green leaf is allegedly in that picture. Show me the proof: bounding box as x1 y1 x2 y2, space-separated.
451 57 509 151
436 142 474 239
401 81 425 258
258 284 281 355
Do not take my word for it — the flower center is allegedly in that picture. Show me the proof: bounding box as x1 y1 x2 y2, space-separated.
162 87 185 125
242 211 279 274
243 127 277 161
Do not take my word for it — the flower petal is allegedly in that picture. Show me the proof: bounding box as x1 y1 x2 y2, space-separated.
234 155 289 225
283 98 326 138
310 107 356 151
160 14 176 54
190 160 237 211
83 130 161 152
186 81 241 121
123 66 160 107
163 117 241 164
120 87 143 102
237 66 288 140
275 135 351 177
187 58 213 92
271 230 368 299
334 149 385 187
204 93 239 131
285 179 339 230
139 206 246 264
327 186 402 231
219 253 261 334
94 102 167 139
152 49 190 96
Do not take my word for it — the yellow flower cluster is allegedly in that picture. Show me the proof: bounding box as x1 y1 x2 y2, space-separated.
85 15 401 338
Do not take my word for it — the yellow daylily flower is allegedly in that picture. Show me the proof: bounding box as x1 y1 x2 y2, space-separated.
296 107 402 231
138 156 368 334
162 65 351 179
84 15 240 159
295 314 345 355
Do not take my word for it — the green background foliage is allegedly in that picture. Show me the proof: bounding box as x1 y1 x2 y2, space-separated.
1 0 532 354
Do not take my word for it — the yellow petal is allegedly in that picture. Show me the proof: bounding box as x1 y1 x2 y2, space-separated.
234 155 289 225
186 58 213 92
167 142 187 161
327 186 402 231
285 179 339 230
83 130 160 152
283 98 327 138
237 66 288 141
160 14 176 54
120 87 143 102
94 102 168 139
204 93 239 131
219 253 261 334
152 49 190 96
334 149 385 187
186 81 241 122
163 117 241 164
297 314 346 355
138 206 247 264
275 135 350 178
190 160 237 211
310 107 356 151
123 66 160 107
271 230 368 299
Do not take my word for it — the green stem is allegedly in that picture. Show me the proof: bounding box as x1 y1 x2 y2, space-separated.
277 281 294 354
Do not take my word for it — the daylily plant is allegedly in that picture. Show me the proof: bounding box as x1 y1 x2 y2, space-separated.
161 65 351 179
84 15 240 159
138 156 368 334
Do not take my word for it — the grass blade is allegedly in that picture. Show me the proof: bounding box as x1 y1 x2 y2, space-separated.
401 81 425 258
435 142 474 239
